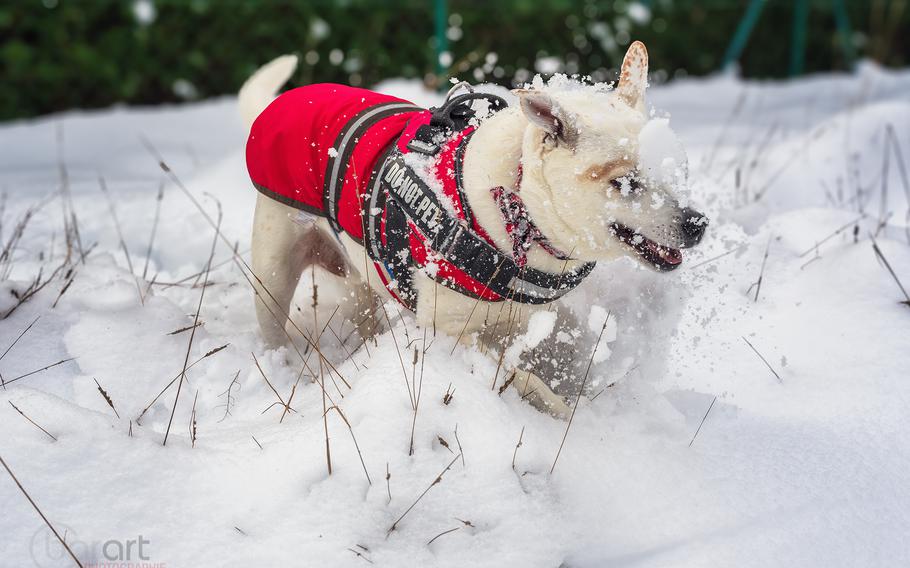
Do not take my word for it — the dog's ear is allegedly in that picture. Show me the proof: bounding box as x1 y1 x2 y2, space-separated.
514 90 579 148
617 41 648 111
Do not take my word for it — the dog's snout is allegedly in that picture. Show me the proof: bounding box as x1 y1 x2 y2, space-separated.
678 207 707 247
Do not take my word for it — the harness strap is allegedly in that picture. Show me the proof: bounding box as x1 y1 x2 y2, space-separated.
323 102 421 235
377 153 595 304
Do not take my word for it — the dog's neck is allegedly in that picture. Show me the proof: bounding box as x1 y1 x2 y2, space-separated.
460 108 590 274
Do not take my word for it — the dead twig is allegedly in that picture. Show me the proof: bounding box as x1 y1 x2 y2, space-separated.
2 357 76 387
163 207 220 446
742 336 783 383
426 526 461 546
870 235 910 305
251 353 294 419
0 453 84 567
688 396 717 447
511 426 524 470
141 183 164 280
326 405 372 485
99 176 143 304
93 378 120 419
8 401 57 441
136 344 228 423
388 453 462 535
189 390 198 448
753 235 772 302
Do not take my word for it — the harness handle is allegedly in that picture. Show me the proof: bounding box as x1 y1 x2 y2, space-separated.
429 92 509 132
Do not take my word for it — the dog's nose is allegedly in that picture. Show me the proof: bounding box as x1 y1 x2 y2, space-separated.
679 207 707 247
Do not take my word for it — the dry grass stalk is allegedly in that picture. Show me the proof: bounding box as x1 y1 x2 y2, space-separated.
688 396 718 447
453 424 465 467
251 353 295 418
99 176 144 304
387 453 462 535
280 373 302 424
426 526 461 546
141 183 165 280
136 344 228 423
141 137 353 394
346 546 374 564
8 401 57 441
56 121 86 265
442 383 455 405
551 312 611 475
0 453 84 567
379 299 415 410
451 261 507 355
497 371 516 396
2 357 76 387
753 124 829 202
162 208 220 446
870 235 910 305
2 257 69 320
752 235 772 302
154 252 245 290
0 316 40 382
386 462 392 504
407 329 428 456
251 435 263 450
798 215 866 258
690 243 749 270
189 390 199 448
490 300 523 391
702 89 747 174
50 269 76 309
143 139 379 475
167 322 204 336
93 378 120 419
741 336 783 383
589 364 638 402
437 435 453 454
326 405 371 484
511 426 524 470
313 268 333 476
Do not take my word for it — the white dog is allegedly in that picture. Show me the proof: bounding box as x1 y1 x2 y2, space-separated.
240 41 706 416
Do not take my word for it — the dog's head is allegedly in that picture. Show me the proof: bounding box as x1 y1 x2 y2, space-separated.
516 41 707 271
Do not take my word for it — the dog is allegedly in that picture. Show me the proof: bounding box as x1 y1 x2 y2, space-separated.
240 41 707 417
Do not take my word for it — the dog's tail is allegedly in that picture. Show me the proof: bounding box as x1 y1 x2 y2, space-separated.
238 54 298 129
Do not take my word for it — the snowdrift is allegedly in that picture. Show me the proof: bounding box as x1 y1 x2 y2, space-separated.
1 63 910 567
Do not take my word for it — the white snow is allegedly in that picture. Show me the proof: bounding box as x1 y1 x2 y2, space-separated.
1 62 910 567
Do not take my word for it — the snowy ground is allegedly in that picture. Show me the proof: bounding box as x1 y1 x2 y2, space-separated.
1 63 909 568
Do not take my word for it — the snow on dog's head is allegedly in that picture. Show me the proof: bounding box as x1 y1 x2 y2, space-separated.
514 41 708 271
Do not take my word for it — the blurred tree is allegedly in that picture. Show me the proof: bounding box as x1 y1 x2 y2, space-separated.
0 0 906 120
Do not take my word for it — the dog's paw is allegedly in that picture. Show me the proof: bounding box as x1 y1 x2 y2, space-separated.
512 370 573 419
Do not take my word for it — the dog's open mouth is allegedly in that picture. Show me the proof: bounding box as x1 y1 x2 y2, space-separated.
611 223 682 271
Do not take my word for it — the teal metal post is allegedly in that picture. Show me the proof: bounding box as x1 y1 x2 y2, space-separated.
832 0 856 71
721 0 766 71
434 0 449 80
789 0 809 76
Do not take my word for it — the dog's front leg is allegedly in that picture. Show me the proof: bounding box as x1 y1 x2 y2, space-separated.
414 277 572 417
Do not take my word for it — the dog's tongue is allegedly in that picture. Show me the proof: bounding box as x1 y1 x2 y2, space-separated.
647 240 682 265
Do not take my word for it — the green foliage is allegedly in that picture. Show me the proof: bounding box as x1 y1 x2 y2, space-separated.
1 0 906 120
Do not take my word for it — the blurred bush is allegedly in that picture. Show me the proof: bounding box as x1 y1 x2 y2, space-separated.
1 0 906 120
